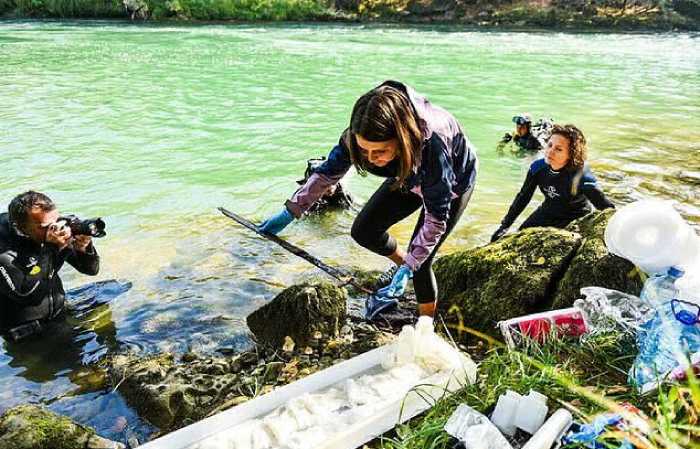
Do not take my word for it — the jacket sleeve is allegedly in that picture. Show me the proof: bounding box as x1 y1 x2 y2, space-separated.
0 249 48 305
500 164 539 228
65 243 100 275
285 140 352 218
580 170 615 210
404 137 453 272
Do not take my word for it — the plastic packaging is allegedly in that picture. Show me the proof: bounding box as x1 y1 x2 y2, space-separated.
629 268 700 392
604 200 700 275
444 404 513 449
514 390 549 435
490 390 521 436
573 287 654 336
498 308 588 348
562 403 643 449
490 389 549 436
520 409 572 449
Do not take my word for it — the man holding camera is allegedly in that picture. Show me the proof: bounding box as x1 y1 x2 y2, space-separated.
0 191 100 341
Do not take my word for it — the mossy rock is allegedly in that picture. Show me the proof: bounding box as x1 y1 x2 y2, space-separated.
0 405 122 449
247 280 347 348
552 210 644 309
435 227 581 337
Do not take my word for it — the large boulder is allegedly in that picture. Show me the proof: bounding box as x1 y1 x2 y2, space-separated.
247 280 346 348
551 209 644 309
0 405 123 449
435 227 582 337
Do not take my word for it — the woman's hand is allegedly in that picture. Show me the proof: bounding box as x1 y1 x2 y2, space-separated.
258 208 294 235
376 264 412 298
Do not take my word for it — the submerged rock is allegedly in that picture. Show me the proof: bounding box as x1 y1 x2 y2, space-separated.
247 280 347 348
552 209 644 308
435 227 581 337
0 405 123 449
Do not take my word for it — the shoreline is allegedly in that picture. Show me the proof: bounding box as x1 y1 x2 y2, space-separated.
2 17 700 32
1 3 698 32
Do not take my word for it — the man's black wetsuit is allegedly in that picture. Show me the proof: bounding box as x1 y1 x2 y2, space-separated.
500 158 614 230
0 213 99 332
499 131 542 152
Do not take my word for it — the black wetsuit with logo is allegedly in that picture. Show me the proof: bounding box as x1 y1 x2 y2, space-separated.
500 158 615 230
0 213 99 330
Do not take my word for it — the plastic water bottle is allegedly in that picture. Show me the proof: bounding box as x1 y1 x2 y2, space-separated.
640 267 684 307
630 267 700 391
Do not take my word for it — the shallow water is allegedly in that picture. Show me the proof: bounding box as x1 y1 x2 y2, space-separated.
0 21 698 442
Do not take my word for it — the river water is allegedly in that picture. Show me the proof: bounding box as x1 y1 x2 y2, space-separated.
1 21 698 442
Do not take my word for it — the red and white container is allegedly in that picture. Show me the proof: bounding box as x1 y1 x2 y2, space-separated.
498 308 589 348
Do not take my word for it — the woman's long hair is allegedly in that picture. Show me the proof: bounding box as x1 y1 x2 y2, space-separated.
551 124 588 196
342 84 424 188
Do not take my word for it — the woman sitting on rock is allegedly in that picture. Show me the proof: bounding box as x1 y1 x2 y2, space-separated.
259 80 478 319
491 124 614 242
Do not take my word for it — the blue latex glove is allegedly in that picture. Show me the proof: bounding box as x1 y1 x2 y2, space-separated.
258 207 294 235
364 294 398 321
376 264 412 298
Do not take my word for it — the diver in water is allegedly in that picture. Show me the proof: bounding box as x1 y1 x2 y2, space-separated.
491 124 615 242
497 114 545 153
296 157 355 213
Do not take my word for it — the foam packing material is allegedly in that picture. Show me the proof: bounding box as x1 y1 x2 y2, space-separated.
190 316 475 449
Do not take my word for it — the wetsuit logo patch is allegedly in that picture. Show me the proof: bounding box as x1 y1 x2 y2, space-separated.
0 266 16 291
543 186 560 199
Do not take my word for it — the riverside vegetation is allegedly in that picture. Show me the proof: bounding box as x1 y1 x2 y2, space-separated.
0 0 698 29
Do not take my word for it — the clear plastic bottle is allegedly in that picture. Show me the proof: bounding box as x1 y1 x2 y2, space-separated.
630 267 700 391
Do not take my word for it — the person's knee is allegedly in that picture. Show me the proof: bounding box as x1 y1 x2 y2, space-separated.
350 216 367 246
351 216 376 249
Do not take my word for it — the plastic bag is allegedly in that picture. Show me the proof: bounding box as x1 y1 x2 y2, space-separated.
573 287 654 336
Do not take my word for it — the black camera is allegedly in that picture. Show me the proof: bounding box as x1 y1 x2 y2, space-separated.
58 215 107 238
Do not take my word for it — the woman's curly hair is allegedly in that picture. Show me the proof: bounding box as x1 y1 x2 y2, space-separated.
551 123 587 171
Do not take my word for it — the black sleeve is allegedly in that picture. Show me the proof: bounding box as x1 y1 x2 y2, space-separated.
581 171 615 210
0 249 49 305
501 168 538 228
65 243 100 275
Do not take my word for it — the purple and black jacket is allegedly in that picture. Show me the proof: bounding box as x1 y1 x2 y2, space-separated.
285 81 478 272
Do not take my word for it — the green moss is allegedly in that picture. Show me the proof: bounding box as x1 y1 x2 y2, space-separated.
435 227 581 337
247 279 347 347
0 405 95 449
552 210 644 308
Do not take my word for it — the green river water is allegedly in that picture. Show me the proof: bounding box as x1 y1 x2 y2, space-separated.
0 21 699 442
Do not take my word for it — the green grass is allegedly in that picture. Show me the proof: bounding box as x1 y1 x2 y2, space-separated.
377 330 700 449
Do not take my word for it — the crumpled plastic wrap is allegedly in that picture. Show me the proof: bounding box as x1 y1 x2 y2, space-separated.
444 404 513 449
574 287 654 336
